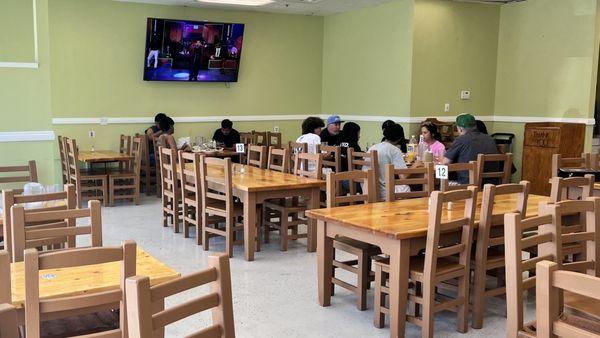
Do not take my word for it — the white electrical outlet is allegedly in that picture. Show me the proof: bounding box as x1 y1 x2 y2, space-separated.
274 126 280 133
444 103 450 113
460 90 471 100
89 130 96 138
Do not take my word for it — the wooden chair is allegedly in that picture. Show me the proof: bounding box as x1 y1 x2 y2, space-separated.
0 250 10 304
247 145 267 169
66 138 108 207
119 134 132 171
0 303 18 338
58 136 70 184
471 181 529 329
325 170 381 311
318 145 342 173
252 130 267 146
262 153 321 251
476 153 513 187
267 131 282 148
439 161 478 192
159 146 181 234
152 136 161 198
240 132 256 145
288 141 307 174
126 253 235 338
536 261 600 338
200 157 244 258
179 151 202 239
348 148 379 198
24 241 136 338
550 174 594 203
552 153 591 177
374 187 478 337
108 136 142 206
136 133 158 196
0 160 38 193
384 162 434 201
267 147 290 173
11 199 103 262
2 184 76 262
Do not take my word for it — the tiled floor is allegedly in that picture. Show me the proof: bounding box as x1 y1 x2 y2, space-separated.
100 196 536 337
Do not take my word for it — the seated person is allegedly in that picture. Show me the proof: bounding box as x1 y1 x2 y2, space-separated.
443 114 499 184
365 123 410 201
380 120 407 153
145 113 167 165
339 122 361 172
420 122 446 162
157 117 191 152
296 116 325 172
212 119 240 149
320 115 343 146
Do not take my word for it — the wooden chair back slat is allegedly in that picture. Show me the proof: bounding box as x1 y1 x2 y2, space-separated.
326 170 374 207
126 253 235 338
318 145 342 174
24 241 136 338
0 160 38 191
293 153 322 179
2 184 76 262
247 145 267 169
267 147 289 173
288 142 307 174
550 174 594 203
440 161 478 191
58 136 69 184
476 153 513 187
10 199 102 262
252 131 267 146
119 135 132 171
552 153 591 176
536 260 600 338
240 132 256 145
266 131 282 148
0 303 18 338
384 162 434 201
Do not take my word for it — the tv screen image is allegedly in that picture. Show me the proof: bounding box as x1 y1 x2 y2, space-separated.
144 18 245 82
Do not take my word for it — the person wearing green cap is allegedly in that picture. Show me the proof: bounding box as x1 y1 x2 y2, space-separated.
443 113 499 184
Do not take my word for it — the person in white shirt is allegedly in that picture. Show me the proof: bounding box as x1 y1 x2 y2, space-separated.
295 116 325 172
365 123 410 201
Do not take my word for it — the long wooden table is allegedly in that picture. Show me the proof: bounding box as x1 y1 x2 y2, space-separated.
306 193 549 338
78 150 133 163
10 247 179 309
184 163 325 261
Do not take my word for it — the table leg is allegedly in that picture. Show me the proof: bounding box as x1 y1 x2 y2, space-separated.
317 220 333 307
243 192 256 261
307 187 320 252
388 239 409 338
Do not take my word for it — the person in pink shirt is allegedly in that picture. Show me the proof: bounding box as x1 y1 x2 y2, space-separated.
420 122 446 162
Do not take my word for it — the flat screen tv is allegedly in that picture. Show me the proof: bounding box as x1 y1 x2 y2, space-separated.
144 18 245 82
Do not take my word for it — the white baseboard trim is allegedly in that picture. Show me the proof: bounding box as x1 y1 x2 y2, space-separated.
0 62 39 69
51 115 596 126
0 131 55 142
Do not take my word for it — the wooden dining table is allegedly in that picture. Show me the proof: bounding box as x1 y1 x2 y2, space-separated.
8 247 179 323
78 150 133 163
183 163 325 261
306 193 549 338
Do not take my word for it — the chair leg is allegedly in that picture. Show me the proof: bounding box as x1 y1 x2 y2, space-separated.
374 264 385 328
356 251 368 311
331 248 336 296
457 275 470 333
422 281 435 338
472 264 486 329
102 179 108 207
162 193 168 227
280 211 289 251
182 202 189 238
134 178 140 205
173 197 180 234
263 207 270 244
109 178 115 207
226 217 234 258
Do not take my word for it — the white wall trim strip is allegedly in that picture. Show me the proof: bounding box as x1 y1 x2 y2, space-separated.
0 62 39 69
52 115 596 126
0 131 55 142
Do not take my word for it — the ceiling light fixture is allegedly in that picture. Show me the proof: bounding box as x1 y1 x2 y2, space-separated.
196 0 274 6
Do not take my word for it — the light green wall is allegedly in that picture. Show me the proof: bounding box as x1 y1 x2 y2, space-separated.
321 0 414 116
0 0 35 62
411 0 500 117
495 0 598 118
49 0 324 118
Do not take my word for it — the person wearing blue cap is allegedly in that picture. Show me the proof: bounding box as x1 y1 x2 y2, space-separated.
320 115 344 146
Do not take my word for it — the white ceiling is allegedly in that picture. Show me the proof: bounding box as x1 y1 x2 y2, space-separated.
115 0 399 16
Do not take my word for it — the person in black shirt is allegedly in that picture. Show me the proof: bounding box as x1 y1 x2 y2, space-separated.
320 115 343 146
340 122 361 172
212 119 240 149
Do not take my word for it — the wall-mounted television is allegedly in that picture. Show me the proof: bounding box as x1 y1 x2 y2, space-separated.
144 18 245 82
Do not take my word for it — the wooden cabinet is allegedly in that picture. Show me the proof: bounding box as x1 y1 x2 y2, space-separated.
522 122 586 195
